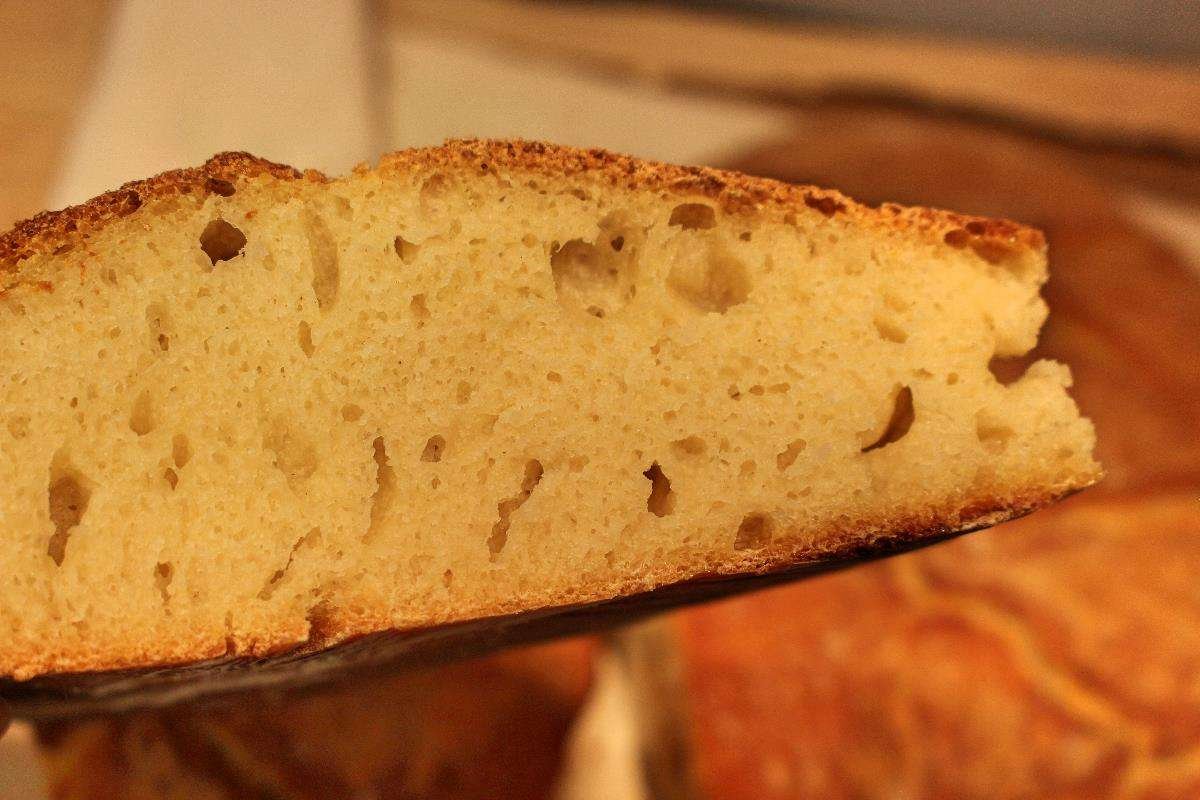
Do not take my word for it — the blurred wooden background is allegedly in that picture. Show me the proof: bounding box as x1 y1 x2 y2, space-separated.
1 1 1198 798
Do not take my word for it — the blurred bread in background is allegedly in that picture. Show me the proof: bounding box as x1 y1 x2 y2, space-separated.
36 639 593 800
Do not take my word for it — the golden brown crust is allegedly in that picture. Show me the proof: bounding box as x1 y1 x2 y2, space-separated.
380 139 1046 256
0 152 314 275
0 139 1043 278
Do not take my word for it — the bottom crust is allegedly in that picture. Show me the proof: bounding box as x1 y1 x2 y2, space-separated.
1 488 1070 720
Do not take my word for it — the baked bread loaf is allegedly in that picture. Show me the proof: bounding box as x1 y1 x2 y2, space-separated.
0 140 1098 681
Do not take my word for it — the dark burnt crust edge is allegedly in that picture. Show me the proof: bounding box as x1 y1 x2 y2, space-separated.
1 488 1079 721
1 139 1043 278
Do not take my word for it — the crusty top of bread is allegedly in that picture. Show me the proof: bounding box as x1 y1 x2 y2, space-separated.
0 139 1042 281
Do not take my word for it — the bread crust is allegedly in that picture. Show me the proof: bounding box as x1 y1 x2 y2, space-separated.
0 152 313 278
0 484 1080 718
0 139 1042 279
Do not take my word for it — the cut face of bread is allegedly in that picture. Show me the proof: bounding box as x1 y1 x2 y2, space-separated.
0 140 1099 684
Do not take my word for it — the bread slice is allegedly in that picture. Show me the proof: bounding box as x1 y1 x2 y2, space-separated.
0 140 1098 682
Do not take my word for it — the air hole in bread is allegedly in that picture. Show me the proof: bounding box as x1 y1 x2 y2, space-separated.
944 226 1023 269
297 321 315 357
393 235 420 264
199 219 246 265
419 173 449 212
988 355 1030 386
873 316 908 344
7 415 30 440
205 177 236 197
154 562 173 604
804 193 845 217
421 435 445 463
129 391 155 436
552 240 615 296
669 203 717 230
258 528 320 600
264 420 318 487
776 439 807 471
734 513 774 550
305 212 339 311
367 438 397 543
667 244 750 314
410 294 430 326
489 459 543 559
47 453 90 566
644 462 675 517
860 386 915 452
976 411 1015 453
671 436 706 456
341 404 364 422
164 468 178 489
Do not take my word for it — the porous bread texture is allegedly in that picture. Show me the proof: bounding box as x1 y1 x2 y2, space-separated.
0 140 1098 680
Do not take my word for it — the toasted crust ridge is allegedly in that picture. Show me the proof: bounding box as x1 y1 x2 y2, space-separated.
1 139 1043 276
381 139 1045 254
0 152 313 275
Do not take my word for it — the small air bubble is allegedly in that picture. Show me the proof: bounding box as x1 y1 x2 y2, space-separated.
172 434 191 468
421 435 445 463
129 392 155 436
393 235 420 264
199 219 246 265
671 436 706 456
669 203 717 230
297 321 315 357
644 463 675 517
734 514 774 550
7 416 30 439
861 386 915 452
776 439 807 471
